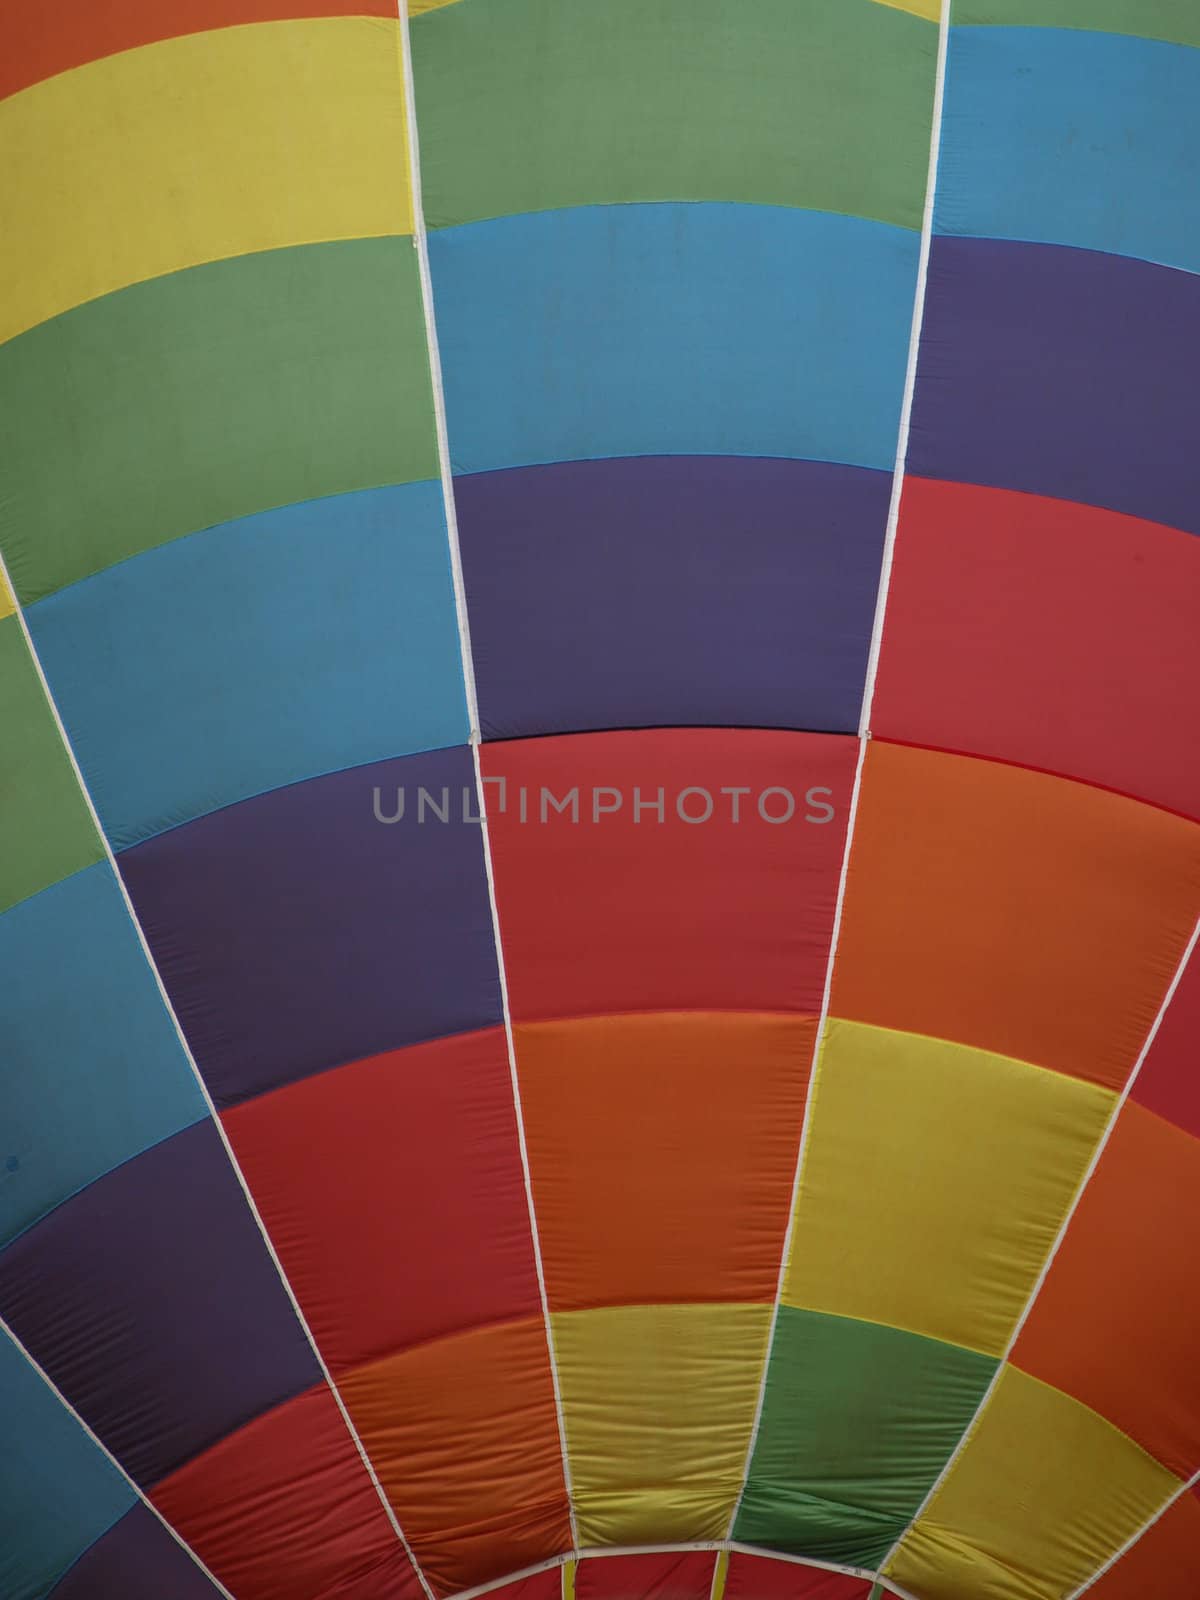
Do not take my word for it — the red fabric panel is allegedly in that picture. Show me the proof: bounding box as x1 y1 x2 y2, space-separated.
1132 945 1200 1140
724 1551 871 1600
482 728 855 1022
340 1317 571 1596
517 1012 816 1309
151 1383 424 1600
0 0 396 101
872 477 1200 819
485 1572 563 1600
224 1029 543 1373
1087 1483 1200 1599
1012 1103 1200 1477
577 1552 716 1600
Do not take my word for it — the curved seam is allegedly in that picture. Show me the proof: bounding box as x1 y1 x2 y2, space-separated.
439 1543 923 1600
424 196 924 241
875 735 1200 827
27 471 441 609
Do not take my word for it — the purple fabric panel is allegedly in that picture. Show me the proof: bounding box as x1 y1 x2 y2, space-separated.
118 745 501 1108
456 456 892 740
49 1504 220 1600
909 236 1200 537
0 1120 320 1486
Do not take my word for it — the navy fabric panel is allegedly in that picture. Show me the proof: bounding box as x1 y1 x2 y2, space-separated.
49 1503 220 1600
118 746 502 1108
0 862 205 1251
0 1330 134 1600
909 235 1200 537
457 456 891 739
0 1121 320 1486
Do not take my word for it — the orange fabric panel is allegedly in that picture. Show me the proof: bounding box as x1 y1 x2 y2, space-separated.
516 1011 817 1309
0 1 396 101
1087 1484 1200 1600
832 740 1200 1087
339 1317 571 1596
1012 1103 1200 1477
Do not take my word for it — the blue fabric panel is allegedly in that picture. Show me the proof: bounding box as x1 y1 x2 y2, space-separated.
0 862 205 1251
0 1329 134 1600
428 202 920 475
457 456 892 739
909 236 1200 537
29 484 470 852
937 27 1200 275
0 1121 321 1487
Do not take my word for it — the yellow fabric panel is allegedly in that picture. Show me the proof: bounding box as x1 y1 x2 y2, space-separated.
562 1561 576 1600
711 1551 729 1600
782 1019 1115 1358
0 18 411 344
551 1303 771 1545
0 571 14 622
887 1367 1180 1600
874 0 941 18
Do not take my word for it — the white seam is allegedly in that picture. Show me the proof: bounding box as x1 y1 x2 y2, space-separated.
440 1542 922 1600
472 751 582 1547
858 0 951 739
396 0 479 743
396 4 580 1549
873 913 1200 1580
1066 1465 1200 1599
725 0 952 1540
0 1313 236 1600
0 552 436 1600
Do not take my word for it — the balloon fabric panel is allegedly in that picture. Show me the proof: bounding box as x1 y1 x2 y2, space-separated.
0 17 413 342
1 0 1199 1596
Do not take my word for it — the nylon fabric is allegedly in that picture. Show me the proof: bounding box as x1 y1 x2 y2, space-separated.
411 0 935 229
887 1367 1182 1600
781 1019 1114 1357
0 17 412 341
551 1303 771 1545
0 238 437 603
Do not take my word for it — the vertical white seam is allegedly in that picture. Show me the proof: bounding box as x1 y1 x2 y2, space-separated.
858 0 951 740
1066 1466 1200 1599
874 914 1200 1581
0 1314 237 1600
725 0 952 1540
395 0 479 742
0 569 437 1597
395 4 580 1549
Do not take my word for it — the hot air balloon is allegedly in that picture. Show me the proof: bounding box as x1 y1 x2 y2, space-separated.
1 2 1198 1598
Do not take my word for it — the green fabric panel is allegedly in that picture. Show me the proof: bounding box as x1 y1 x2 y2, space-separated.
952 0 1200 48
0 238 438 604
0 618 102 912
412 0 937 231
733 1307 996 1567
